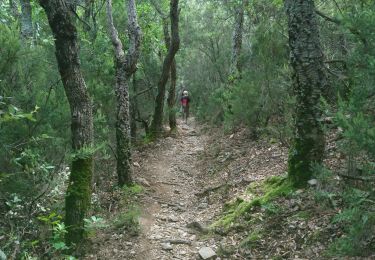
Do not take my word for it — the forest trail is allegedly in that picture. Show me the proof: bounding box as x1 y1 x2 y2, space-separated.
87 118 218 259
134 118 206 260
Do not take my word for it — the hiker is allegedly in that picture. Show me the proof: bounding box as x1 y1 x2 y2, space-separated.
180 90 190 123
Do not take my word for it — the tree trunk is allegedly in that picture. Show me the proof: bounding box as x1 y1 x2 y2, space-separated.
229 0 247 82
106 0 141 186
130 74 137 139
285 0 327 187
9 0 19 20
150 0 180 135
38 0 94 245
20 0 33 40
161 17 178 131
168 58 177 131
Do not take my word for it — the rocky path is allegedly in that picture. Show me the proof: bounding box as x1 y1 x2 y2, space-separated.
133 120 213 259
86 119 220 259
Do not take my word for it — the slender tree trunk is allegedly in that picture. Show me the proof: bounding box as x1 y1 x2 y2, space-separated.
106 0 141 186
20 0 33 40
285 0 327 187
38 0 94 245
229 0 247 82
168 58 177 131
161 17 178 131
150 0 180 135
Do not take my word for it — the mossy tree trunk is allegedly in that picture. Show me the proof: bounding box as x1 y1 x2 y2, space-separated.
150 0 180 135
38 0 94 245
285 0 327 187
106 0 141 186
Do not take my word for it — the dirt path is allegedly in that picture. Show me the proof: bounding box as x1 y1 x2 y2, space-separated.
86 118 218 259
134 119 207 259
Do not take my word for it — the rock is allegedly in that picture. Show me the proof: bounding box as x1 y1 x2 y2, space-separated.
187 221 209 234
0 250 6 260
169 216 179 222
137 177 150 187
133 162 141 167
161 242 173 251
308 179 318 186
198 247 216 259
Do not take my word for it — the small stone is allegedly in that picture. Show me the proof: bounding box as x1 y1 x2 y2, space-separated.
133 162 141 167
113 249 118 253
130 250 136 255
308 179 318 186
137 178 150 187
161 242 173 251
125 242 133 246
198 247 216 259
169 216 179 222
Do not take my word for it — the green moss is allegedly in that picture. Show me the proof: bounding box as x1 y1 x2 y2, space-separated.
295 210 311 220
64 158 93 246
240 229 262 248
143 133 155 144
213 176 294 230
288 131 324 188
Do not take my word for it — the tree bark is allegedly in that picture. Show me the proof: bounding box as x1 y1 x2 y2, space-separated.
150 0 180 135
161 17 178 131
20 0 33 40
130 73 137 139
285 0 327 187
168 58 177 131
229 0 247 82
106 0 141 186
38 0 94 245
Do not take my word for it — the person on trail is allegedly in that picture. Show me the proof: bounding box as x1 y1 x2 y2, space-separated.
180 90 190 123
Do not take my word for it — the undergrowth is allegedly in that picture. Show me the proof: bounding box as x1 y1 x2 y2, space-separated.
212 175 293 230
112 184 144 236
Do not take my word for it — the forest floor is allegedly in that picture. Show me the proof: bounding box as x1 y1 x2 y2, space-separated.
84 118 344 259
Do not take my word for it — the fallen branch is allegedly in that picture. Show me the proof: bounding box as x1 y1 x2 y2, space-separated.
163 239 191 245
338 173 375 182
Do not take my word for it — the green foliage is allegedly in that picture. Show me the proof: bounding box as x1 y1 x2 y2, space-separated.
37 213 69 253
327 188 375 256
113 206 141 236
84 216 108 236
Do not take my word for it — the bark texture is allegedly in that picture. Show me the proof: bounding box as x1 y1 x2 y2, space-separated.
161 18 178 131
168 58 177 130
106 0 141 186
230 0 247 82
20 0 33 40
150 0 180 135
38 0 94 245
285 0 327 187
